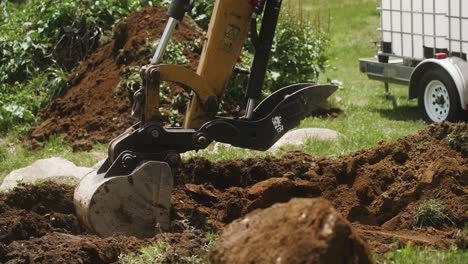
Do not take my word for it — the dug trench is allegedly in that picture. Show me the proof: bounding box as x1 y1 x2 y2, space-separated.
0 122 466 263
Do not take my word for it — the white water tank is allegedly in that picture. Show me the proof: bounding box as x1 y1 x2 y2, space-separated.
381 0 466 60
448 0 468 56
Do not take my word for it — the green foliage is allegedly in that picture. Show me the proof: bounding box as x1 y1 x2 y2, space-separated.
116 39 201 126
0 0 144 133
0 145 6 163
0 132 103 182
413 199 454 228
0 82 39 133
447 131 468 155
191 0 215 30
0 66 68 134
147 38 199 66
223 4 330 107
267 7 330 91
381 244 468 264
119 241 170 264
1 0 143 84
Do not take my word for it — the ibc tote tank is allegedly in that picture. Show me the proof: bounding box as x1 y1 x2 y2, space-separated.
381 0 452 59
448 0 468 58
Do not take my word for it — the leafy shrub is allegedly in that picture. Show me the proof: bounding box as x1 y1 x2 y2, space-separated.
0 0 145 133
0 82 39 133
191 0 215 30
267 7 330 91
225 4 330 106
0 0 143 85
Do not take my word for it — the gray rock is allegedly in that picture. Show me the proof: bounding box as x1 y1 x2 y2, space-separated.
1 157 94 191
269 128 340 152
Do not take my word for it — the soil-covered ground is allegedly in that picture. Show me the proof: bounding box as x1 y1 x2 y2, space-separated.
1 122 466 263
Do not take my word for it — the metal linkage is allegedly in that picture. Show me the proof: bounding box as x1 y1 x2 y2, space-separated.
151 17 178 65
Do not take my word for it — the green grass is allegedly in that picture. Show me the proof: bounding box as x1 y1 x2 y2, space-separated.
184 0 426 161
414 199 454 228
378 244 468 264
118 230 217 264
295 0 426 156
0 129 104 182
118 241 209 264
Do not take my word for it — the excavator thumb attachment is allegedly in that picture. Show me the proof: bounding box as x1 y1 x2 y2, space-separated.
74 161 173 238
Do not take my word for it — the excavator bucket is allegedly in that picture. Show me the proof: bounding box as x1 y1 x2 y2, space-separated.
74 161 173 238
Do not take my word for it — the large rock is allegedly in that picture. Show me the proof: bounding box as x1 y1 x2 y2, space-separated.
1 157 94 191
269 128 340 152
210 198 373 264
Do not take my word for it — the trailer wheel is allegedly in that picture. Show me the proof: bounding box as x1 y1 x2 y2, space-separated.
418 69 462 123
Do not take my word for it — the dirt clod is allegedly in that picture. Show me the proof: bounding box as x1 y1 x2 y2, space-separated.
210 198 373 264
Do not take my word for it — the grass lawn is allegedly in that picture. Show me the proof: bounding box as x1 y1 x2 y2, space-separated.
185 0 427 161
295 0 426 156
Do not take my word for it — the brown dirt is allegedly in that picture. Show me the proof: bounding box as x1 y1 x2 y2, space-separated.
2 122 466 262
29 6 202 151
210 198 373 264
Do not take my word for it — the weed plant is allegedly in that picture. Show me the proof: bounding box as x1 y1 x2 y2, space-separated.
413 199 454 228
447 131 468 155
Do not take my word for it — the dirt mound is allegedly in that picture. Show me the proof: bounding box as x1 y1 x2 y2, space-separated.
171 122 467 253
210 198 373 264
29 6 202 151
0 183 208 263
1 122 466 262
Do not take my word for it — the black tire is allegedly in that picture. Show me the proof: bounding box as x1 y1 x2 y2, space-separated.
417 69 463 123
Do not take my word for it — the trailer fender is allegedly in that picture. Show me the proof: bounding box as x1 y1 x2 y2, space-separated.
409 57 468 110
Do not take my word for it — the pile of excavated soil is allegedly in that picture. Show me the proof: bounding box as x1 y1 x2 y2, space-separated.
29 6 202 151
2 122 466 262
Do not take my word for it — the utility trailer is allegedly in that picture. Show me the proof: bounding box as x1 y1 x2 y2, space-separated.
360 0 468 122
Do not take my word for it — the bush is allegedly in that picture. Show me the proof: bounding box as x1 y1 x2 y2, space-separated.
225 4 330 106
267 7 329 91
0 0 144 133
0 0 143 85
0 82 39 133
191 1 215 30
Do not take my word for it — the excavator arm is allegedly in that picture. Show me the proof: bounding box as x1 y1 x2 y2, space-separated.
74 0 337 238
